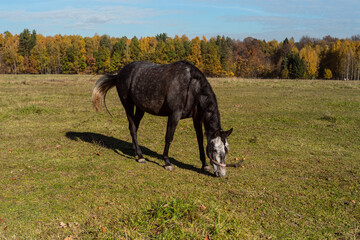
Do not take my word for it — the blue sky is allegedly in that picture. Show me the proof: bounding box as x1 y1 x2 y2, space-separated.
1 0 359 41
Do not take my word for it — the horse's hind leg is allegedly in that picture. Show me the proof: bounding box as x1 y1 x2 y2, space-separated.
125 104 145 163
163 112 181 171
134 107 145 130
134 107 145 162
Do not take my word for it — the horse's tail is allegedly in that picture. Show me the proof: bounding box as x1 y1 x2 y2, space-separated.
92 74 118 115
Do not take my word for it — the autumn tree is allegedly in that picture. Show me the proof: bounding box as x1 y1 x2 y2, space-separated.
181 35 191 58
48 35 63 74
99 34 111 50
94 35 112 73
262 39 280 77
201 37 224 76
109 37 127 72
272 38 292 76
319 41 342 79
299 45 320 78
338 39 355 80
354 41 360 80
187 37 202 69
30 34 50 73
59 35 87 74
215 36 234 76
18 28 37 73
84 35 100 74
94 46 110 73
154 39 171 63
173 35 186 61
0 33 5 72
324 68 333 79
129 36 140 62
67 35 87 73
2 32 21 73
234 37 267 78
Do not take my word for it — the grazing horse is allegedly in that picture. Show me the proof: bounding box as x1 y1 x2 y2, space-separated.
92 60 233 177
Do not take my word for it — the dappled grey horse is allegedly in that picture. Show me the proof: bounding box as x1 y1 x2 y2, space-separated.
92 60 232 177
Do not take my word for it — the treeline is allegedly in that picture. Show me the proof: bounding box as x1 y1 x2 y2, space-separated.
1 29 360 79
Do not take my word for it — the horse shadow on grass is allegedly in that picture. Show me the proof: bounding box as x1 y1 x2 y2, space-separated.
65 131 213 176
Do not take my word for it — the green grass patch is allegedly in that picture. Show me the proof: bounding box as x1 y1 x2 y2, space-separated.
16 105 52 115
0 75 359 239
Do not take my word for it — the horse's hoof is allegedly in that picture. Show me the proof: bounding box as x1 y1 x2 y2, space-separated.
164 165 174 171
203 166 211 172
137 158 146 163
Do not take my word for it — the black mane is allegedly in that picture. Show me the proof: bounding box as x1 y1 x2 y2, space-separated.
186 61 222 137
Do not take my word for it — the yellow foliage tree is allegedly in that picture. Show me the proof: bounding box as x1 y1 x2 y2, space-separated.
2 32 21 73
300 45 319 78
187 37 202 69
324 68 333 79
30 34 50 73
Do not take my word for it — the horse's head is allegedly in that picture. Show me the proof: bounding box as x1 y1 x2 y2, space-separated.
206 128 233 177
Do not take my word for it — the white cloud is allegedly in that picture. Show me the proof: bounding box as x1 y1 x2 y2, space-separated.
0 5 165 30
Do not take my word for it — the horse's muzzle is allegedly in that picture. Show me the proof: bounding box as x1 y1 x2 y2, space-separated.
215 170 226 177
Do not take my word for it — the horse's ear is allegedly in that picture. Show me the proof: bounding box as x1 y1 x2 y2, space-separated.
224 128 233 137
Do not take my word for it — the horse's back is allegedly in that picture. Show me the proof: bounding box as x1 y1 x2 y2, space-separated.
117 61 201 117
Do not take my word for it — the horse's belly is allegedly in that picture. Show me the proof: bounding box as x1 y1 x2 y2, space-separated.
132 96 170 116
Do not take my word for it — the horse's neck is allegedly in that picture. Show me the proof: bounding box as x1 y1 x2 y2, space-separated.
199 88 222 138
203 107 221 135
193 73 222 138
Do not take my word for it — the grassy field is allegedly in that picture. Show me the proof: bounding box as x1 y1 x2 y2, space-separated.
0 75 359 239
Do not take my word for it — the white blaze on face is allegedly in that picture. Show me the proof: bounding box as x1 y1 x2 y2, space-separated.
211 137 224 155
210 137 227 177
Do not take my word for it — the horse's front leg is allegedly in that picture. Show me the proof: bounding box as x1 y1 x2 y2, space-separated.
163 113 181 171
193 114 211 171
